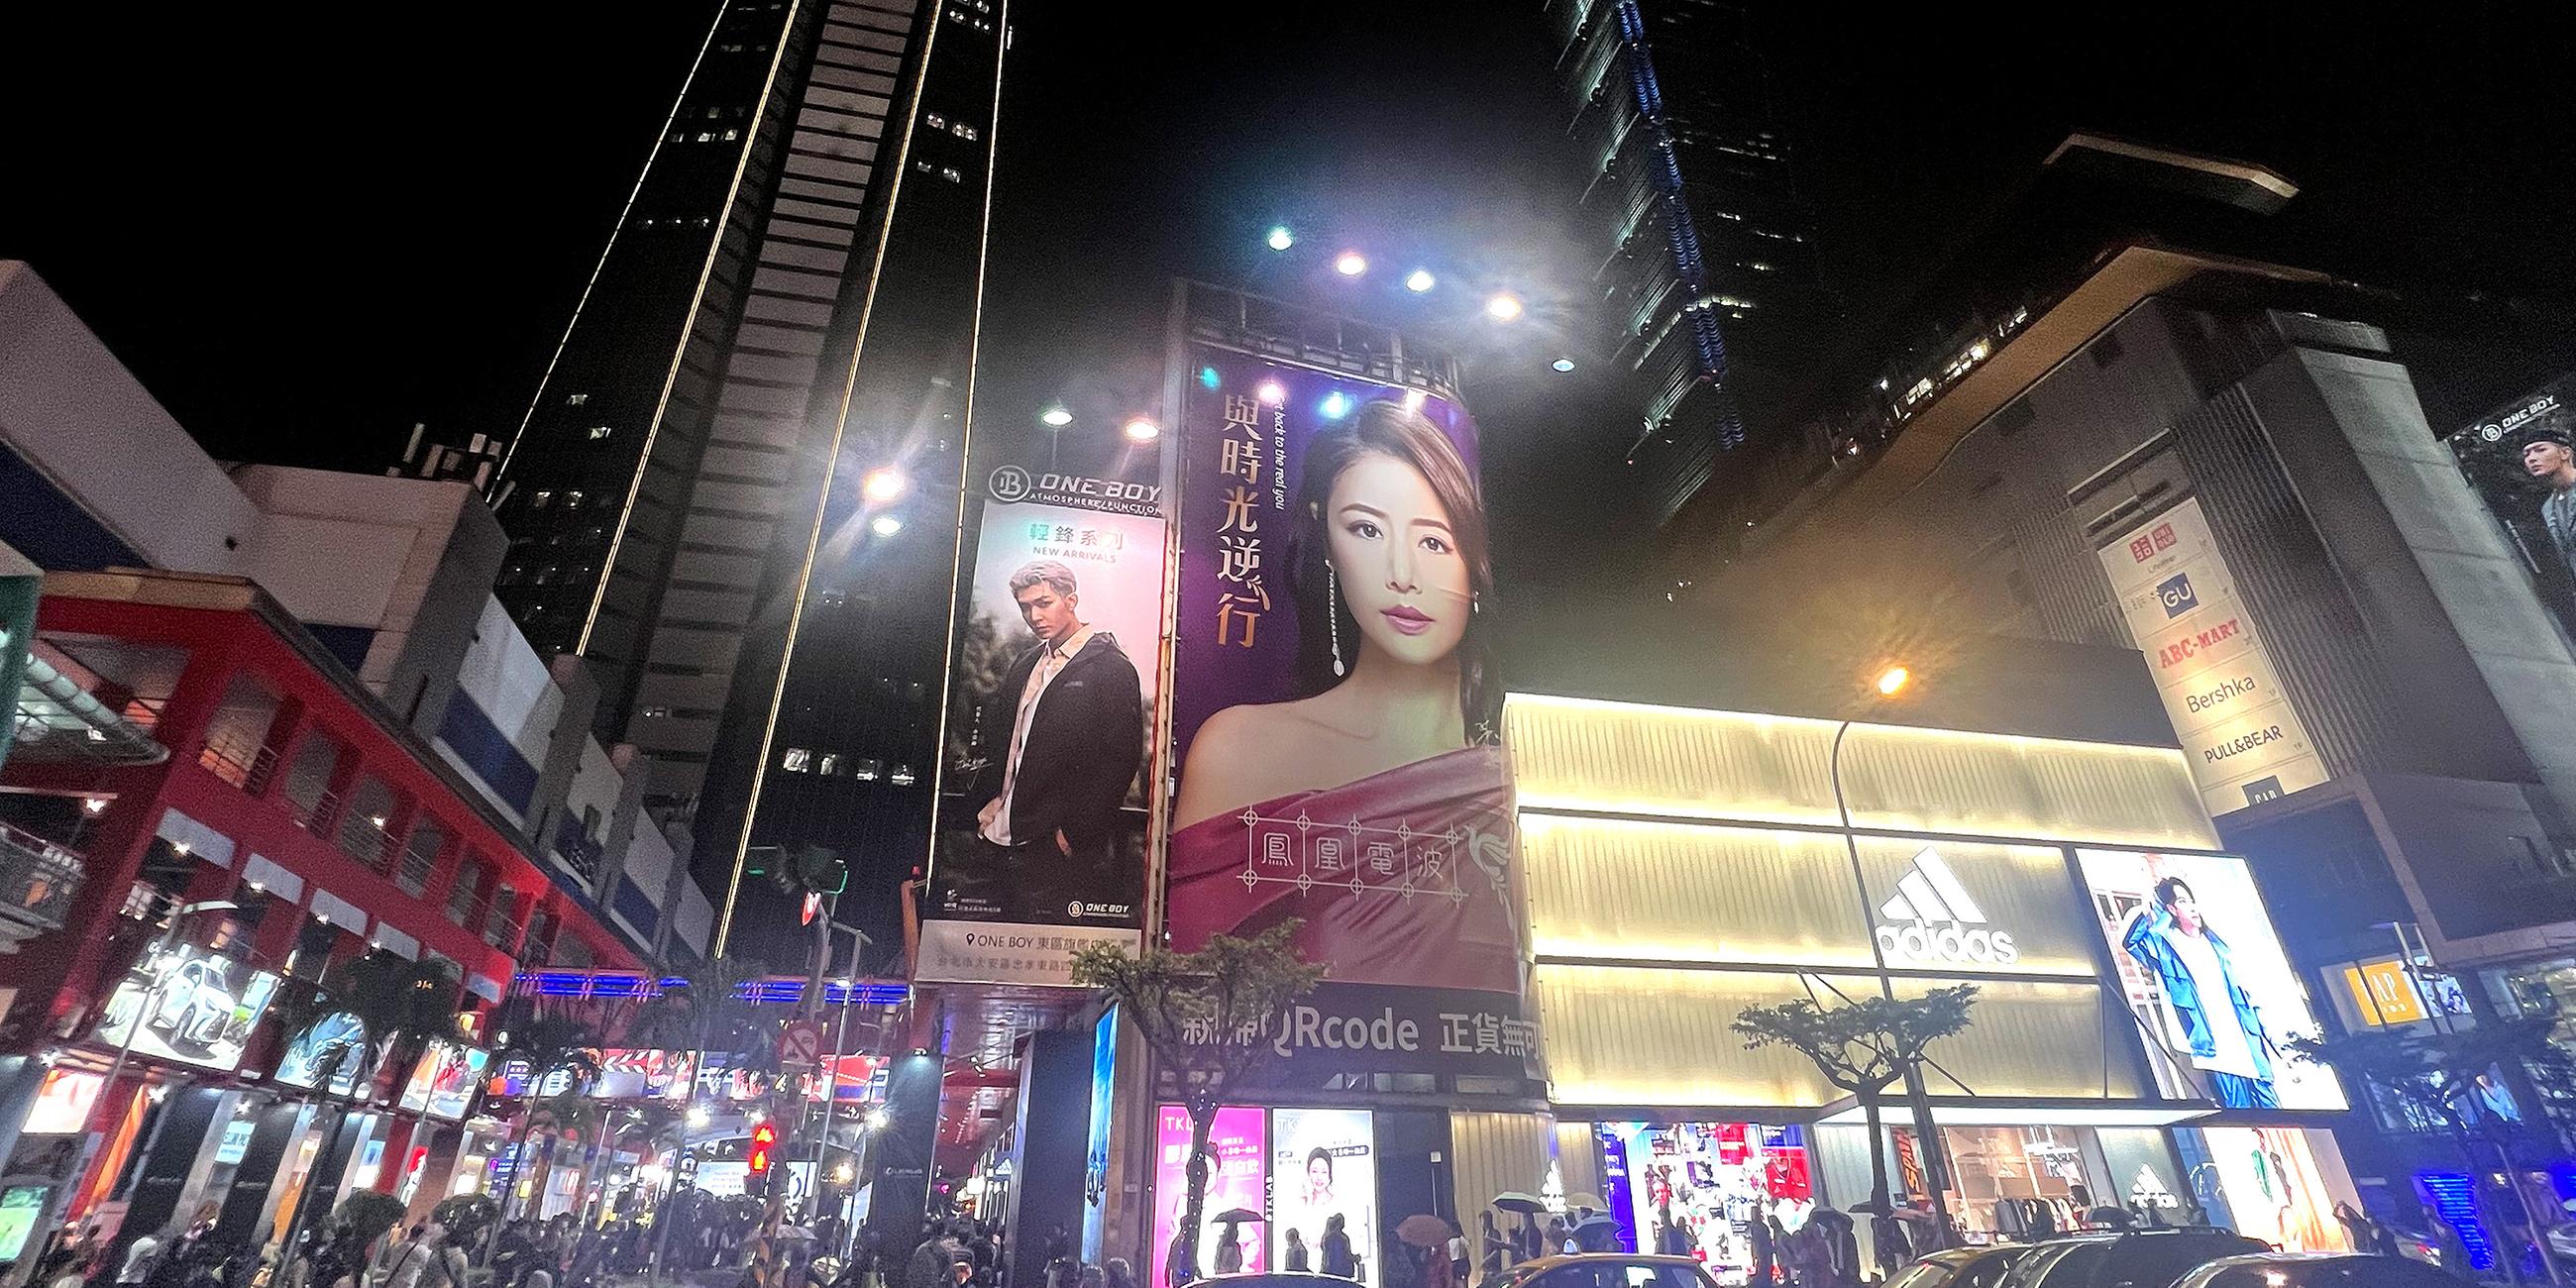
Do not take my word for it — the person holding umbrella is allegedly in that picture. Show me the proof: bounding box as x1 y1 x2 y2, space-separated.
1486 1197 1546 1268
1209 1211 1261 1277
1397 1218 1453 1288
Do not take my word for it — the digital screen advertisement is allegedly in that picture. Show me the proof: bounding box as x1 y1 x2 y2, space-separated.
1151 1104 1265 1288
22 1069 102 1135
918 481 1166 987
2077 849 2345 1111
91 942 281 1072
488 1047 696 1100
2451 373 2576 641
1162 348 1528 1068
2183 1127 2360 1253
399 1040 490 1120
2095 497 2326 816
274 1011 375 1097
1270 1109 1376 1280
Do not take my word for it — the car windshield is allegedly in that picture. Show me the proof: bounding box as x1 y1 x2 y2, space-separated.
2002 1242 2105 1288
1885 1262 1958 1288
1523 1262 1708 1288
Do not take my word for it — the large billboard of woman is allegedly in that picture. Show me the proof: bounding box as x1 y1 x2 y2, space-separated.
1163 350 1525 1071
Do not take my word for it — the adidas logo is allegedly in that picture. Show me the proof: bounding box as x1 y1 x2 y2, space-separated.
1876 847 2020 966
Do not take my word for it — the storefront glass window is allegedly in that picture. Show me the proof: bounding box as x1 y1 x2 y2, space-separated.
1940 1127 2108 1242
1599 1124 1812 1281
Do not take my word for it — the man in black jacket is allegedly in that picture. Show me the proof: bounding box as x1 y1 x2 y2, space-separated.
967 561 1143 908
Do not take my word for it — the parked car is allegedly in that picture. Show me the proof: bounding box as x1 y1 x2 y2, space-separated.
1887 1244 2043 1288
2173 1253 2462 1288
1998 1230 2270 1288
1475 1254 1719 1288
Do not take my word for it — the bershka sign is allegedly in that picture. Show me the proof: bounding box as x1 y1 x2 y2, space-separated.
2096 497 2326 816
1174 981 1538 1083
1875 846 2019 967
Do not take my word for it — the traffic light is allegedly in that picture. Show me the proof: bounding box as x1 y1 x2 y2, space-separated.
747 1122 778 1176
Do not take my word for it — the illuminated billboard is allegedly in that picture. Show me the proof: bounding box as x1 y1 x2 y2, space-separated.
1270 1109 1376 1280
1150 1104 1264 1288
91 942 281 1073
918 482 1166 986
1163 349 1526 1068
398 1040 489 1120
488 1047 696 1100
2077 849 2344 1110
2094 498 2327 815
274 1011 375 1097
2451 374 2576 640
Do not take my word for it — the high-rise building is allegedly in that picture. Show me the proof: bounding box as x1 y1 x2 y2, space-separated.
1545 0 1830 525
489 0 1008 938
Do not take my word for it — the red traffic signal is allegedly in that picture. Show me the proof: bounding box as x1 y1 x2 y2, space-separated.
748 1123 778 1174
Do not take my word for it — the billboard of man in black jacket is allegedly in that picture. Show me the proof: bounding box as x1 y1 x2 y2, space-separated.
966 560 1144 905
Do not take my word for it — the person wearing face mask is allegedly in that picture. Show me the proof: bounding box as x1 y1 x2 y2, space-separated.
1168 396 1514 997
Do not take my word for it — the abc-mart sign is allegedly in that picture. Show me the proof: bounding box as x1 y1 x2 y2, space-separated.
1875 846 2020 967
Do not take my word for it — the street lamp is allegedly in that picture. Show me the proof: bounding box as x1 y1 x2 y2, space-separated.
870 514 903 538
861 468 908 503
1334 251 1368 277
1039 404 1072 428
1122 417 1160 444
1484 292 1524 322
1265 226 1294 252
1827 667 1957 1248
1405 268 1437 293
1551 357 1575 374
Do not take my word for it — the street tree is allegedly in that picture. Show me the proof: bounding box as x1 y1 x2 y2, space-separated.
485 999 603 1228
1070 922 1326 1288
2289 1018 2573 1283
1735 984 1979 1217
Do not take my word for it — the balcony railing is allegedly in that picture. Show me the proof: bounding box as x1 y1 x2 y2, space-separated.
0 821 85 939
394 841 437 898
283 788 342 837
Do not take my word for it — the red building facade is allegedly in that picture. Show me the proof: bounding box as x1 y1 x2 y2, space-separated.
0 571 642 1265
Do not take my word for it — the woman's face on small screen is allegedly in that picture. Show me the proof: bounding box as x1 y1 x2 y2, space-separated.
1327 451 1471 667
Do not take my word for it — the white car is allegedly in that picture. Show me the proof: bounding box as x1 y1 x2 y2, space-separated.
148 957 239 1048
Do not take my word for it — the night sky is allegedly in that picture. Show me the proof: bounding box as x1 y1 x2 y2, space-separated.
4 2 2571 617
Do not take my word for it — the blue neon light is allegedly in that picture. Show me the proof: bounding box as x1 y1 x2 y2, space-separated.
1610 0 1745 451
510 970 910 1007
2419 1172 2496 1271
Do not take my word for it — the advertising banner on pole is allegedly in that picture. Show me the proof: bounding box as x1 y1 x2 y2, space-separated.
919 466 1167 986
2075 848 2345 1111
2094 496 2327 816
1161 348 1530 1079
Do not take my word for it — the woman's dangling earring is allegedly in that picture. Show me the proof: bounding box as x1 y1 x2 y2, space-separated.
1328 563 1345 677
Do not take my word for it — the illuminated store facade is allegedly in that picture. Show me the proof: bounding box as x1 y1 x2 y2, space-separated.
1487 693 2364 1275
